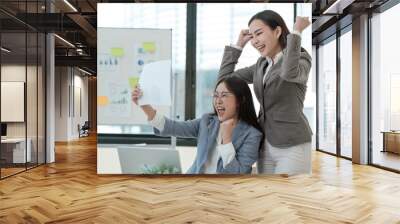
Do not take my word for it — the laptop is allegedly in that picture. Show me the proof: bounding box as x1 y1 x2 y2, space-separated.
97 144 182 174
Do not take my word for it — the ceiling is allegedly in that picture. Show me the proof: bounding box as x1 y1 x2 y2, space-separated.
311 0 391 44
0 0 395 75
1 0 98 73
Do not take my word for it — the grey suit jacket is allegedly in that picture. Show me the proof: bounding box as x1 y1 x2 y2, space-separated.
218 34 312 147
154 114 263 174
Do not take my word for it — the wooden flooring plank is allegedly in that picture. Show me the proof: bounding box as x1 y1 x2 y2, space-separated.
0 135 399 223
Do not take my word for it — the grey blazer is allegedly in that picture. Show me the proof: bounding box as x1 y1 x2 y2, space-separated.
154 113 263 174
218 34 312 147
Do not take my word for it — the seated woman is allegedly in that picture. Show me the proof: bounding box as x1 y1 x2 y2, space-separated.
131 76 263 174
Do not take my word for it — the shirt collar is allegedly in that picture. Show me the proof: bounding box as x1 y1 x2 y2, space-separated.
265 50 283 65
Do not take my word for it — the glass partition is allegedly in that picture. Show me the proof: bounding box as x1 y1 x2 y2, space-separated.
1 30 28 177
0 1 46 179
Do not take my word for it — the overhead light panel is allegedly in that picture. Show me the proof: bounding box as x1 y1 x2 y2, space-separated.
323 0 355 15
78 67 93 76
1 47 11 53
54 34 75 48
76 48 87 56
63 0 78 12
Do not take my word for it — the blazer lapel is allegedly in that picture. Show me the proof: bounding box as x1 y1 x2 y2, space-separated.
264 49 286 88
264 59 283 88
231 120 246 147
254 59 268 101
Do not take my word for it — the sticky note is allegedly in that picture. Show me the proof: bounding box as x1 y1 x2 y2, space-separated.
111 48 124 57
142 42 156 53
129 77 140 90
98 96 109 106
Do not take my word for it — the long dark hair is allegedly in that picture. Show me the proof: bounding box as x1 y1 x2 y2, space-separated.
213 77 263 135
248 10 290 49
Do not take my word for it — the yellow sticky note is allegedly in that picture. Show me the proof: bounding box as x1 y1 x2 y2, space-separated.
142 42 156 53
128 77 140 90
98 96 109 106
111 48 124 57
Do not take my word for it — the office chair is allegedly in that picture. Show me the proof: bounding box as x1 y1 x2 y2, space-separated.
79 121 90 138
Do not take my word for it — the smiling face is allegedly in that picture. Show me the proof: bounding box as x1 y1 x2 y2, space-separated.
248 19 282 58
213 82 238 122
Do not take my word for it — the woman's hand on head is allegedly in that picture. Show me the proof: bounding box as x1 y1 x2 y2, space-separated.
220 118 237 144
236 29 252 49
294 16 311 33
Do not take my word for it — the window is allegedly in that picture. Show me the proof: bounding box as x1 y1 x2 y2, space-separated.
196 3 294 117
318 37 337 154
297 3 315 149
339 28 352 158
371 3 400 171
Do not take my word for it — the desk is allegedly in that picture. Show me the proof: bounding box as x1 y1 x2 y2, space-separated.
382 131 400 154
1 138 31 163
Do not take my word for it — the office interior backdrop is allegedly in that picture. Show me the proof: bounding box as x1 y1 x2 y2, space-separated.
1 1 400 179
315 0 400 172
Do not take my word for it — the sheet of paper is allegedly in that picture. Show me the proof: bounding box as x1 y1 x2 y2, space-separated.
138 60 171 106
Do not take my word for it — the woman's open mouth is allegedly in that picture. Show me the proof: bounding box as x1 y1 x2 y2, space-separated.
257 45 265 52
216 107 226 117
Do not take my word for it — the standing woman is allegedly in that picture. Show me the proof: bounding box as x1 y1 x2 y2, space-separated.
218 10 312 175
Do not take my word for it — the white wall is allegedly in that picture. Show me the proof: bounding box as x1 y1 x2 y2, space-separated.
1 65 40 137
1 64 46 164
72 72 89 138
55 67 89 141
55 67 69 141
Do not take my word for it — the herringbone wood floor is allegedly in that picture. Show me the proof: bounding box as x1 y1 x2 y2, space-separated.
1 135 400 224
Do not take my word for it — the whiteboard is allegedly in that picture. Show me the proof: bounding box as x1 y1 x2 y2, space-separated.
1 82 25 122
97 28 172 126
